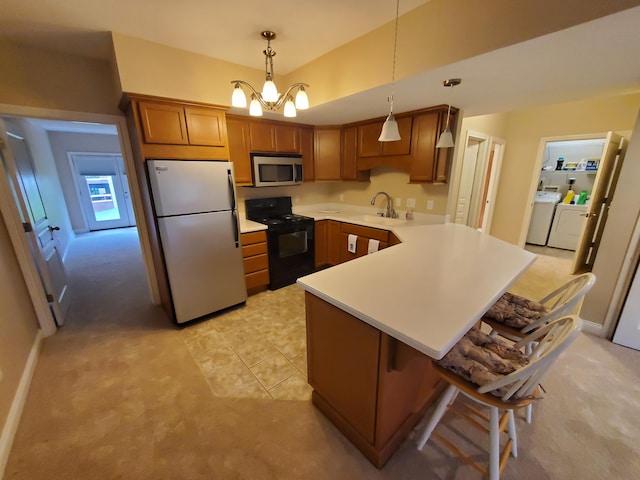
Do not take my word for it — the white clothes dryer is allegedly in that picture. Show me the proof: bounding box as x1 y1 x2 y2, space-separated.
547 203 588 250
526 191 562 245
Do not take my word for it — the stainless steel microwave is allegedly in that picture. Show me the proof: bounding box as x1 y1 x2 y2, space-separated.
251 154 303 187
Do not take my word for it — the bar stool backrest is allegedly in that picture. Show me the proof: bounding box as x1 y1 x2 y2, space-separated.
478 315 583 401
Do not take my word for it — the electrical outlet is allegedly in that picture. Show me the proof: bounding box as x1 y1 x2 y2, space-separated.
395 197 402 207
339 193 344 201
406 198 416 208
427 200 434 210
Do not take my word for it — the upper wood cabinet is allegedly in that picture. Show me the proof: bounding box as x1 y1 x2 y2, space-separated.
249 121 300 153
357 117 413 157
138 101 227 147
409 110 455 184
342 126 369 182
314 127 342 181
300 127 315 181
226 116 252 185
123 94 230 160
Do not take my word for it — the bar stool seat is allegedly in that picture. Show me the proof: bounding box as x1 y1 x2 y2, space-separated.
416 315 583 480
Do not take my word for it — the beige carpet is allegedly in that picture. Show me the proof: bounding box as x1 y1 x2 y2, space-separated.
4 229 640 479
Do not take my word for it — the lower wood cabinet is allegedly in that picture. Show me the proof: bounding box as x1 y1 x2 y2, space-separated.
314 220 328 268
305 292 444 467
241 231 269 294
339 223 389 264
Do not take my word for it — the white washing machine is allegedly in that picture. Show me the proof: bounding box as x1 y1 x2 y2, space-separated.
526 191 562 245
547 203 588 250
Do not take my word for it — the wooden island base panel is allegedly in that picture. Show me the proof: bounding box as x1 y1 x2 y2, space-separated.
305 292 445 468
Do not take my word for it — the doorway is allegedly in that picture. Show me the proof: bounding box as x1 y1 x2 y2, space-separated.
521 132 626 276
454 131 504 233
0 110 153 335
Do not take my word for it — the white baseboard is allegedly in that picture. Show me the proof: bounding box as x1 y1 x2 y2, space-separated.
0 330 43 479
582 319 605 337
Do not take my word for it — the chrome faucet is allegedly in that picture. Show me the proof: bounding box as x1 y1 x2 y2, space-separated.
370 191 397 218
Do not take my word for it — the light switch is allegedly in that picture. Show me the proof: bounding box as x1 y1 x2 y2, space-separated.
427 200 434 210
339 193 344 201
395 197 402 207
406 198 416 208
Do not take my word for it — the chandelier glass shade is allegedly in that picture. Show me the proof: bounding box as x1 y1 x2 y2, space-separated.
231 31 309 118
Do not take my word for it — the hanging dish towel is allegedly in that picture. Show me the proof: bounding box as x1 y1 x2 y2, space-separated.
348 234 358 254
367 239 380 254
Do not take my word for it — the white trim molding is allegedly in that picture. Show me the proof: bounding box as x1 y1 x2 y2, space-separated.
0 331 43 478
582 319 604 336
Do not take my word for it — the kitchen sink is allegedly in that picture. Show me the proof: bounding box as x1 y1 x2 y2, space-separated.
350 214 407 226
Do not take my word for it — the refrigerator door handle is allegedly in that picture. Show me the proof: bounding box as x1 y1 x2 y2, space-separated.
231 209 240 248
227 169 236 211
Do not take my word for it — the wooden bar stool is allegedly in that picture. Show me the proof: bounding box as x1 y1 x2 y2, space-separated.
416 315 583 480
482 273 595 422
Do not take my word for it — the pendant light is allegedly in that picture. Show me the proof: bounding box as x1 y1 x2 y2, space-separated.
379 0 401 142
231 31 309 117
435 78 462 149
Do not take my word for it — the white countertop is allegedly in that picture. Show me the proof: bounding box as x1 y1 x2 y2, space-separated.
239 217 267 234
296 223 535 360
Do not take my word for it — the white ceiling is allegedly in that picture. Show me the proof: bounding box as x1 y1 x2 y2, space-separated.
1 1 639 130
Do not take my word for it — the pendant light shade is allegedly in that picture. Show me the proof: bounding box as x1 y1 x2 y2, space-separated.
283 97 297 117
378 113 401 141
295 86 309 110
249 95 263 116
436 78 461 149
379 0 401 143
231 82 247 108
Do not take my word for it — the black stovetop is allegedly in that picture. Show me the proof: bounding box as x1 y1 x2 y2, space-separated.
245 197 314 226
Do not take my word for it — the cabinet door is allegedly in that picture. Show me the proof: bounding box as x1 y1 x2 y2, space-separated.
274 124 301 153
381 116 413 156
184 107 227 146
226 116 252 185
357 122 384 157
300 127 315 181
249 122 276 152
315 128 342 181
339 233 388 263
138 102 188 145
315 220 328 267
342 126 370 181
327 220 341 265
408 112 439 183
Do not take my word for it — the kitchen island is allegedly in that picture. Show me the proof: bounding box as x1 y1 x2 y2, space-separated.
297 223 535 467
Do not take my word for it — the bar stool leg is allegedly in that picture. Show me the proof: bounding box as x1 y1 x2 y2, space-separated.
416 384 458 450
489 406 500 480
507 409 518 458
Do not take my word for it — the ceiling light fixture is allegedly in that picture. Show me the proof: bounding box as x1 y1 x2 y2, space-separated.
379 0 401 142
230 31 309 118
435 78 462 149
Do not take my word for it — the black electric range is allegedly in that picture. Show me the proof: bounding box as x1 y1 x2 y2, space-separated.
245 197 315 289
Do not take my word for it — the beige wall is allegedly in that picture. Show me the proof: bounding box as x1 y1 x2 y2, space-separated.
112 1 640 111
0 39 120 115
491 93 640 245
0 213 40 434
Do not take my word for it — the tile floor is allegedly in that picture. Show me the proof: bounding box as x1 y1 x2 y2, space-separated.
180 285 312 401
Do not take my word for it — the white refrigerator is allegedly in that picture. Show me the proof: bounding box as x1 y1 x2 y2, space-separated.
148 160 247 324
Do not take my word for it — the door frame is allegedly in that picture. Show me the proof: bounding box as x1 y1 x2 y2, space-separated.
478 136 506 233
518 132 609 247
454 130 490 228
0 103 159 335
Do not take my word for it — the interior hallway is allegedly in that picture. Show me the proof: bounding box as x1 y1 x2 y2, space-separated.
3 228 640 479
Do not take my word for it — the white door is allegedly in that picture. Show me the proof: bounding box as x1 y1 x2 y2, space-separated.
3 133 71 326
455 139 481 225
612 260 640 350
572 132 625 273
71 154 136 231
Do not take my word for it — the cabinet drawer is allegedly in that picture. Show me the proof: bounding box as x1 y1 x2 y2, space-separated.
340 223 390 242
242 242 267 258
243 254 268 274
241 231 267 246
245 269 270 290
